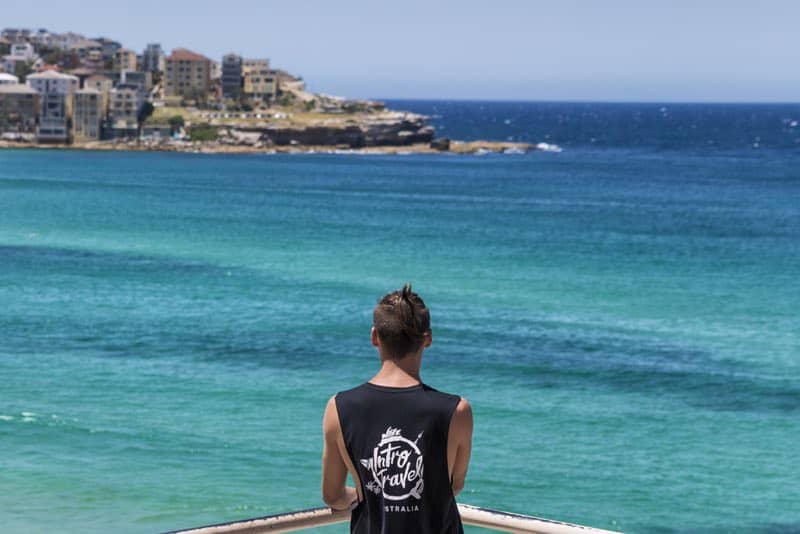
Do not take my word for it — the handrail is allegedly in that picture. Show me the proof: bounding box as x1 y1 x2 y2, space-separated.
168 503 622 534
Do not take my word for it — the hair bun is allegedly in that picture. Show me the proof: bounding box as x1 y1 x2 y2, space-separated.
401 283 413 300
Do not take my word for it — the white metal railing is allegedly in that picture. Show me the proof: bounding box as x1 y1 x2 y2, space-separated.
169 503 622 534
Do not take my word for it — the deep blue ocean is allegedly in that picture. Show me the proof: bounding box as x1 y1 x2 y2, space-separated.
1 101 799 534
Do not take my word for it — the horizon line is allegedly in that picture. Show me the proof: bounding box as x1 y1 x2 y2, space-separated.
373 97 800 106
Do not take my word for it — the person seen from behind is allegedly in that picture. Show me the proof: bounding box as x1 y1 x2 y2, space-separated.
322 284 473 533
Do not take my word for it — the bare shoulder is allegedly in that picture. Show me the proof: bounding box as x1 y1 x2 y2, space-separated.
455 397 472 416
451 397 473 432
322 395 341 435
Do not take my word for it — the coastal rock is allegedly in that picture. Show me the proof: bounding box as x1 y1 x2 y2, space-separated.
258 125 365 148
430 138 451 151
361 115 434 146
226 113 435 148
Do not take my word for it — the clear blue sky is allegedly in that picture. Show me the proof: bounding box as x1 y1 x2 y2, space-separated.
4 0 798 102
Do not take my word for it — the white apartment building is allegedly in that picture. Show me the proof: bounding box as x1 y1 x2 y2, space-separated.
0 72 20 85
73 88 103 141
110 84 142 129
27 70 79 95
27 71 79 142
2 42 40 75
10 42 35 61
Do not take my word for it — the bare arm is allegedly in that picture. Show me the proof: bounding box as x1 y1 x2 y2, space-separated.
448 397 473 497
321 396 358 510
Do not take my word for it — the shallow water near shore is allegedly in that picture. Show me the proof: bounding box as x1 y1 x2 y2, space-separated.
1 102 799 533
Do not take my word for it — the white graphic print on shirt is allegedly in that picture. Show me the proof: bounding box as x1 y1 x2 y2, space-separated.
360 426 424 501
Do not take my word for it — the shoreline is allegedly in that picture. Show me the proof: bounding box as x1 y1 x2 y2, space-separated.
0 139 542 156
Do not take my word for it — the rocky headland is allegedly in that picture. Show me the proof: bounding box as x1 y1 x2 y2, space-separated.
1 93 553 155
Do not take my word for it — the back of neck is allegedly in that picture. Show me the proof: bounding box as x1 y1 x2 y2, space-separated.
370 357 422 388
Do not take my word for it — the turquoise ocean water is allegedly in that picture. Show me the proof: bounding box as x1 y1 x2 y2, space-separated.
1 102 799 533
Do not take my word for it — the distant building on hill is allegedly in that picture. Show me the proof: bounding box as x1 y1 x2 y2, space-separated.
94 37 122 66
1 29 31 43
84 74 113 118
109 83 142 135
72 88 103 140
114 48 137 72
0 83 39 133
68 39 105 71
221 53 242 99
9 42 35 61
2 42 40 77
164 48 211 104
141 43 165 74
53 32 85 51
241 58 276 104
29 29 57 49
210 61 221 82
69 39 102 62
27 70 78 142
104 70 152 102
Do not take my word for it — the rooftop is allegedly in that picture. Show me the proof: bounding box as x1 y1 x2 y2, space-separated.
27 70 79 81
69 39 102 49
69 67 96 76
168 48 210 62
0 83 38 94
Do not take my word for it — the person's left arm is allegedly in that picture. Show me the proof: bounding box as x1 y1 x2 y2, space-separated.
321 396 357 510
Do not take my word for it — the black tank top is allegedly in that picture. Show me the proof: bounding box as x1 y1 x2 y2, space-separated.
335 382 463 534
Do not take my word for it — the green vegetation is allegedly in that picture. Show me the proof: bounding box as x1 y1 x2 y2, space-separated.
187 123 219 142
226 98 253 112
38 46 80 69
277 92 296 107
13 61 34 83
168 115 185 134
42 49 62 64
151 106 193 123
342 102 361 114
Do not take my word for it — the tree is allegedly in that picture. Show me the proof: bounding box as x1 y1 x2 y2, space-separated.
43 49 65 65
278 92 296 108
168 115 185 135
186 123 219 142
14 61 34 83
136 101 155 143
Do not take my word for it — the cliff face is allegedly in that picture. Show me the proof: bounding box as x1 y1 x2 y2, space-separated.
360 115 435 146
223 112 434 148
259 125 365 147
